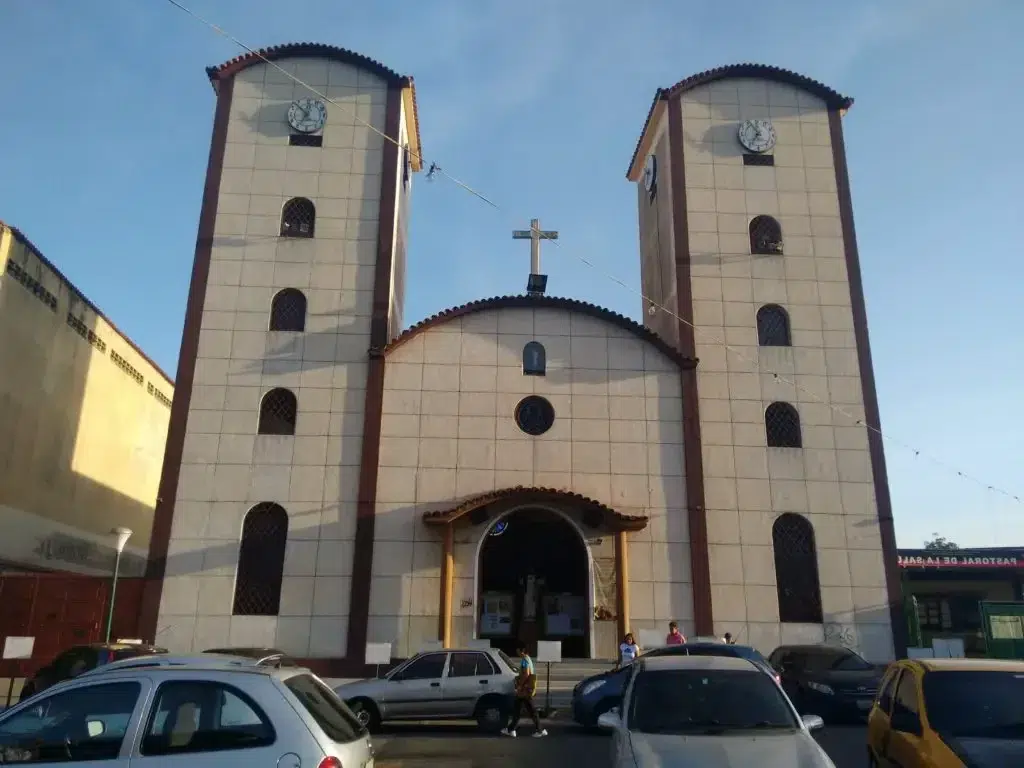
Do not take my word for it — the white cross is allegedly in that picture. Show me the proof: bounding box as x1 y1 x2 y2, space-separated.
512 218 559 275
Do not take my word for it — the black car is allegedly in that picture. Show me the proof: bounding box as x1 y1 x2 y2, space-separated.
768 644 884 723
571 642 777 728
19 642 167 701
202 646 298 667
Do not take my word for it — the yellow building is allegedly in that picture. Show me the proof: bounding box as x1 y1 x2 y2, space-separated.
0 222 173 578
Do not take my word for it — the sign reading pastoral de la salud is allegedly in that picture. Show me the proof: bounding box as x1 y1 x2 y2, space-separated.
898 554 1021 568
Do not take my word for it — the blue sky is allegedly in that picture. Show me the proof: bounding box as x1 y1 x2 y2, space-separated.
1 0 1020 548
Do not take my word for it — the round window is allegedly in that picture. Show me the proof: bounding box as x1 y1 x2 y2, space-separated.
514 395 555 436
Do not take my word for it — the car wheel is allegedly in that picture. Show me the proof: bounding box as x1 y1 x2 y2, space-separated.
475 696 507 734
347 698 380 733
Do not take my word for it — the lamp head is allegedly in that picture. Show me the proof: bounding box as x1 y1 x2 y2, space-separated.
111 527 133 554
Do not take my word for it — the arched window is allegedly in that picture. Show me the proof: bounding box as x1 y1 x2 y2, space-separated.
772 513 822 623
522 341 546 376
233 502 289 616
269 288 307 332
280 197 316 238
258 388 297 435
756 304 791 346
749 215 783 255
765 402 801 448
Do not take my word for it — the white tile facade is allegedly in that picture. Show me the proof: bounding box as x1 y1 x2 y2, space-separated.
374 307 692 658
156 56 407 658
634 78 893 661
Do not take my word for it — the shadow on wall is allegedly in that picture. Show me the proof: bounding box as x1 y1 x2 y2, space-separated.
0 263 164 573
158 311 696 659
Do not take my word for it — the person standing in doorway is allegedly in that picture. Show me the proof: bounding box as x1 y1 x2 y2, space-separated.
617 632 641 669
501 641 548 738
665 621 685 646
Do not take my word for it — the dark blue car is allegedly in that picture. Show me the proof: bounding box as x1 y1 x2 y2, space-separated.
571 642 778 728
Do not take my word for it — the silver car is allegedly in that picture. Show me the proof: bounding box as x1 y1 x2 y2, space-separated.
335 648 517 732
599 655 835 768
0 661 375 767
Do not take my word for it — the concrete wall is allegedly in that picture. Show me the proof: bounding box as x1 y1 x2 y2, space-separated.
0 225 171 576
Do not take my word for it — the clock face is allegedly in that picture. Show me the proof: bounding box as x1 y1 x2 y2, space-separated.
287 98 327 134
643 153 657 192
737 119 776 153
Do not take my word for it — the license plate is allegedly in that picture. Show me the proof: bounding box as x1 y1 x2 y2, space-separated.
857 700 873 711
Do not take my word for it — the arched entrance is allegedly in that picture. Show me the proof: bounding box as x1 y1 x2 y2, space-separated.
423 486 649 660
477 507 590 658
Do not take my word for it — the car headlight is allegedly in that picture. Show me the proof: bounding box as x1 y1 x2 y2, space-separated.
581 680 607 697
807 681 834 695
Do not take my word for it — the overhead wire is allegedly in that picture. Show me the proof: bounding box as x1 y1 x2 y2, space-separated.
162 0 1023 507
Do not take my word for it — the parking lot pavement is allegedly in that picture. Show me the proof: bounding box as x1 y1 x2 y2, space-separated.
371 721 869 767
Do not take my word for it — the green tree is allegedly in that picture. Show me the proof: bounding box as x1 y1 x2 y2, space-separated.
923 533 960 552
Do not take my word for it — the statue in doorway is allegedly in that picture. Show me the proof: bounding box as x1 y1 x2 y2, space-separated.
524 574 537 621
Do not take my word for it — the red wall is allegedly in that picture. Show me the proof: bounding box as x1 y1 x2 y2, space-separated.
0 573 146 677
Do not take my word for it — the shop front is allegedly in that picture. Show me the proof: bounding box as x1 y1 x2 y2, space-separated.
898 547 1024 656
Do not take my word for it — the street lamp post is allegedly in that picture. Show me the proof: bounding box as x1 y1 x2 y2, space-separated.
105 527 133 643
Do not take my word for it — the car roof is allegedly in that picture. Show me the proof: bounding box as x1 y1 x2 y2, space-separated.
910 658 1024 673
774 644 850 653
78 662 306 682
640 654 759 672
79 653 269 676
79 643 165 652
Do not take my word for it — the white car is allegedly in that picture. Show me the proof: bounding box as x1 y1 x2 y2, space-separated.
0 660 375 767
598 655 835 768
335 648 517 732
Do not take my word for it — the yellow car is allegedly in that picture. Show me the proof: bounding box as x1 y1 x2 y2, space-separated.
867 657 1024 767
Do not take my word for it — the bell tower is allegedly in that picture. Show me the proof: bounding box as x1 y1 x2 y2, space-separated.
626 66 904 662
140 44 421 665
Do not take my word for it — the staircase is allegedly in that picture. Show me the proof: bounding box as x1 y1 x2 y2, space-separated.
533 658 615 712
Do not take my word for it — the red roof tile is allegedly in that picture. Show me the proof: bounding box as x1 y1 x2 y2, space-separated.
627 63 855 179
385 295 697 369
422 486 649 532
206 42 422 173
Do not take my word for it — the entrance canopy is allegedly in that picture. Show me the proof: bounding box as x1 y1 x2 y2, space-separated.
421 486 648 533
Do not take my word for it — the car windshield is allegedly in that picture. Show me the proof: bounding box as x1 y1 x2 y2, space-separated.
626 669 798 734
496 650 518 673
923 671 1024 738
801 649 873 672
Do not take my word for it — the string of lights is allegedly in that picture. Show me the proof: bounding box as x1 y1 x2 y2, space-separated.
162 0 1023 507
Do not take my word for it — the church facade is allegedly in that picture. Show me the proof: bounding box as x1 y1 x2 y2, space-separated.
140 44 904 673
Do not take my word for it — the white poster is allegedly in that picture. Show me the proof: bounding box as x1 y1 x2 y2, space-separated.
2 637 34 660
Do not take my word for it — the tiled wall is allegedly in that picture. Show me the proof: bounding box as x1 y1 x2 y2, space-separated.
156 57 396 657
373 306 693 657
670 79 892 660
637 125 678 346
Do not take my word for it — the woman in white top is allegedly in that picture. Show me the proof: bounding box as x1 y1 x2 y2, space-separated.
618 632 641 668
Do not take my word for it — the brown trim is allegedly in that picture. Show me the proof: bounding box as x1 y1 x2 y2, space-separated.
615 531 631 639
667 94 714 637
345 83 404 662
421 486 649 532
0 222 174 387
628 64 854 180
387 295 697 370
137 76 236 642
828 109 908 658
206 43 422 171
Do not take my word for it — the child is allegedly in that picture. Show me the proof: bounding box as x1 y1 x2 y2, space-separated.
618 632 641 668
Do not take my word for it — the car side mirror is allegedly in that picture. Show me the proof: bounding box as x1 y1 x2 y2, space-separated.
801 714 824 732
891 708 922 736
597 711 621 730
